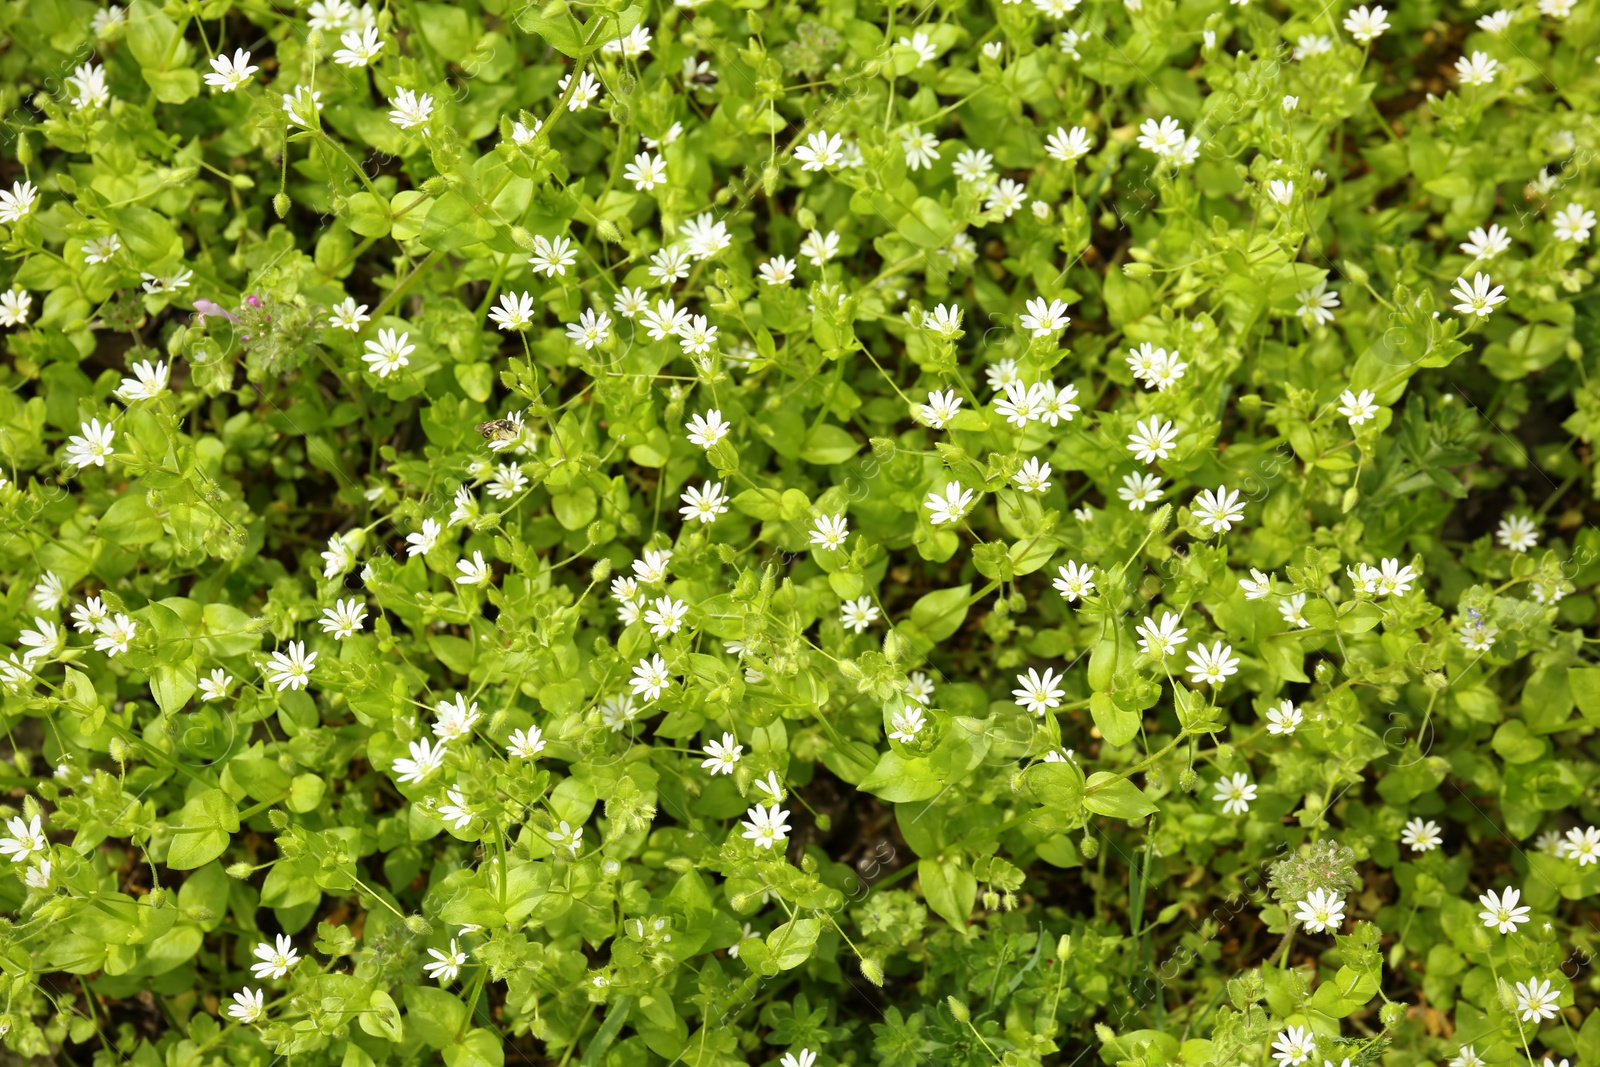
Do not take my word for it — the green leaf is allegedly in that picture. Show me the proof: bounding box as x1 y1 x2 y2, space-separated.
166 789 239 870
859 751 942 802
764 919 820 970
918 858 976 928
908 584 971 643
1082 773 1158 820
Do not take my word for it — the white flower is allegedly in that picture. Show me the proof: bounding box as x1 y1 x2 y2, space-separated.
798 230 839 267
1119 472 1164 511
1476 10 1514 32
507 726 545 759
333 25 384 66
1186 641 1240 686
811 514 850 550
613 287 649 318
70 595 107 632
250 935 300 980
1272 1026 1316 1067
919 389 963 429
393 737 447 784
388 88 434 129
898 30 938 66
685 410 732 450
985 178 1028 217
1514 977 1560 1021
1539 0 1575 17
641 299 692 340
558 71 602 110
32 573 65 612
1496 514 1539 552
1136 612 1188 657
437 789 473 830
1239 569 1272 600
0 180 38 224
603 24 653 57
795 131 845 171
566 308 612 350
225 986 265 1023
1343 4 1389 42
1401 818 1443 852
780 1050 819 1067
1563 826 1600 865
1013 457 1053 494
318 598 368 639
1137 116 1188 157
1019 297 1072 337
1460 223 1511 260
644 596 689 638
840 596 880 634
424 939 468 984
199 668 232 701
1478 886 1531 933
328 298 370 330
0 288 30 328
92 5 127 36
362 328 414 377
1212 772 1256 815
740 803 792 849
530 234 579 276
902 129 941 171
265 641 317 691
1045 125 1093 163
115 359 169 402
93 613 137 656
759 256 796 285
0 815 47 863
924 483 976 525
17 618 59 664
455 551 490 585
624 151 668 191
488 291 537 332
1052 561 1095 602
702 733 743 774
1338 388 1381 425
953 148 995 183
1265 700 1303 734
487 463 529 500
994 380 1048 426
631 654 671 701
1193 487 1245 533
905 671 935 705
1267 179 1294 207
83 234 122 265
406 518 441 557
1456 51 1500 86
432 694 482 742
1296 280 1340 325
1013 667 1065 715
205 48 258 92
1553 203 1596 243
1283 95 1299 112
1373 557 1418 597
1294 888 1346 932
681 213 731 260
1042 384 1081 428
65 61 110 108
1127 417 1179 463
1450 273 1506 317
888 706 926 743
66 418 117 469
633 549 672 584
679 481 729 524
1279 593 1309 628
649 246 691 284
140 268 194 295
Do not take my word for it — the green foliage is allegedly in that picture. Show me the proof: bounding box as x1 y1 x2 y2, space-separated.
0 0 1597 1064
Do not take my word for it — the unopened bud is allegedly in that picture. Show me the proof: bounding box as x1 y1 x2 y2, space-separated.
267 809 289 830
1148 503 1173 534
1080 834 1099 859
860 958 884 985
1379 1001 1406 1029
591 558 613 583
982 890 999 911
226 862 255 880
273 192 290 218
147 886 169 908
595 219 622 243
947 996 970 1023
404 914 433 936
1178 767 1199 792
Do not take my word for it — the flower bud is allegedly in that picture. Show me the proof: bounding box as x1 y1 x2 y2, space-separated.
1080 834 1099 859
1379 1001 1406 1030
591 558 613 583
273 193 290 218
404 914 433 936
226 862 255 880
860 958 884 985
946 996 970 1023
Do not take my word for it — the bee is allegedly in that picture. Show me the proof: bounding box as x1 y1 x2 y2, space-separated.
476 419 520 443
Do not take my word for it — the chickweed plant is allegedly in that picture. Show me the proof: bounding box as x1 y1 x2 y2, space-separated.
0 0 1598 1064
